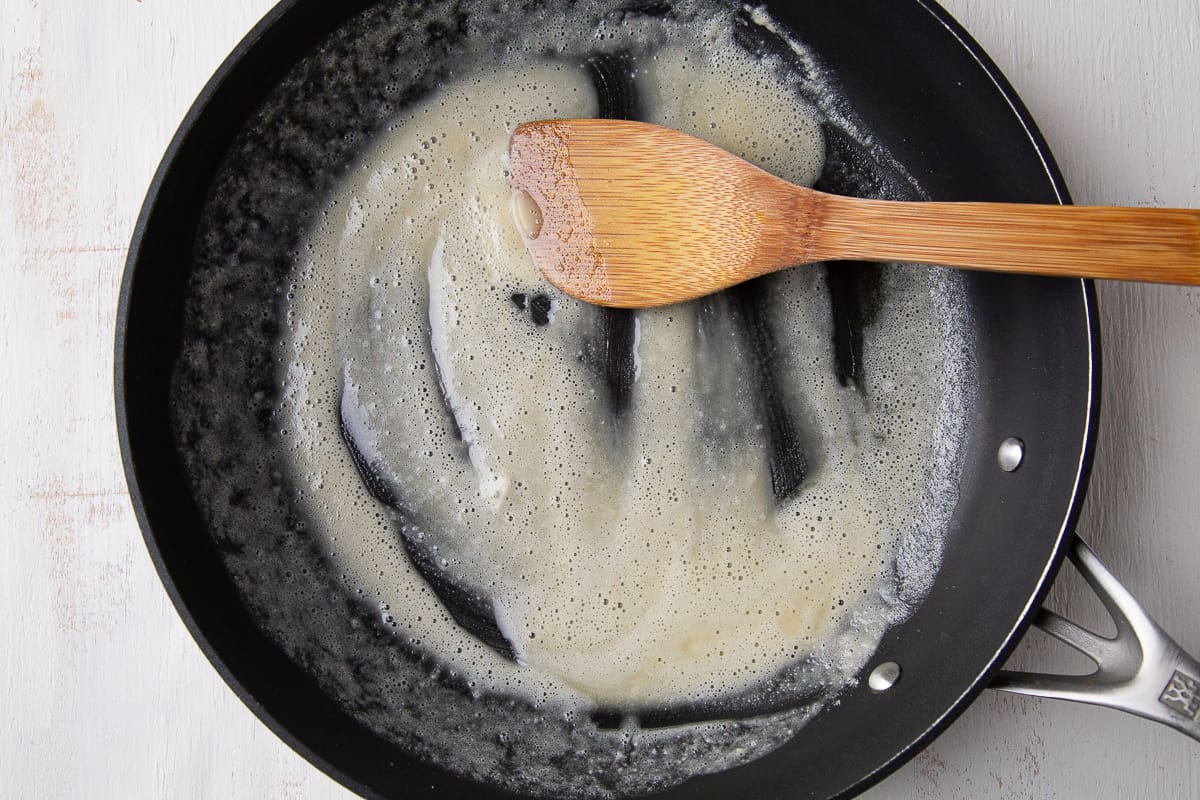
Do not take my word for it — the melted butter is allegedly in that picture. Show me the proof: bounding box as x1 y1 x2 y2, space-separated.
278 43 967 709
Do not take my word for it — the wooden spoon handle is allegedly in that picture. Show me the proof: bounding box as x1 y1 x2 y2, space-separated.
811 195 1200 285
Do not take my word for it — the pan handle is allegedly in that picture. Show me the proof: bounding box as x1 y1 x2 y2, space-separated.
991 535 1200 741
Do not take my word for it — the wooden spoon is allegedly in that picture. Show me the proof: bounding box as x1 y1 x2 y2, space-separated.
507 119 1200 308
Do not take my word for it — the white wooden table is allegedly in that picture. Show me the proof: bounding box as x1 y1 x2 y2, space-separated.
2 1 1197 796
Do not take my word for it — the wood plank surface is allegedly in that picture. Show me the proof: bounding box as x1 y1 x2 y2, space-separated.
1 0 1196 797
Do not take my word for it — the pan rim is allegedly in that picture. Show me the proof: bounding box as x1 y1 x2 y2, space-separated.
113 1 1102 798
830 4 1099 796
113 2 391 798
832 3 1101 795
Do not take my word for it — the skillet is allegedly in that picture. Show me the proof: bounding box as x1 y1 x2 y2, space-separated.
115 0 1200 797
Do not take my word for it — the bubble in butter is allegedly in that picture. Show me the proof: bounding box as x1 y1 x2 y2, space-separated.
510 188 543 240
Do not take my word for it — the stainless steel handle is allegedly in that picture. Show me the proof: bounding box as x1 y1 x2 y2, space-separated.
992 535 1200 741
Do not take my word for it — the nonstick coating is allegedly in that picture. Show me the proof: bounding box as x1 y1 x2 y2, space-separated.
115 1 1100 798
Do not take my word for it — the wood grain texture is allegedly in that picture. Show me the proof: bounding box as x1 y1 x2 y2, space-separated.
817 197 1200 284
508 119 819 306
1 1 1196 798
509 119 1200 307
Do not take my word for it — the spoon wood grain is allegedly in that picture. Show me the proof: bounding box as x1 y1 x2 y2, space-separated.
507 119 1200 308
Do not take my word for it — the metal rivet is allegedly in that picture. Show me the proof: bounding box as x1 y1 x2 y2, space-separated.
868 661 901 692
998 437 1025 472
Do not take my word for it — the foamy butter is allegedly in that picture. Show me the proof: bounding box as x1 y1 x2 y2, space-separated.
279 28 964 709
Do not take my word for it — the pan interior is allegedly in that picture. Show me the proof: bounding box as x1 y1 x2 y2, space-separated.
279 4 974 704
125 0 1094 799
